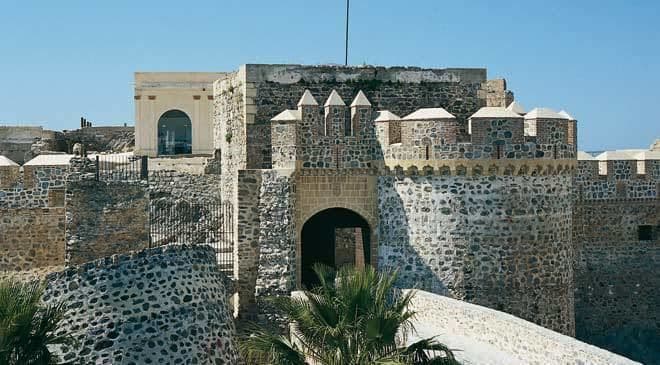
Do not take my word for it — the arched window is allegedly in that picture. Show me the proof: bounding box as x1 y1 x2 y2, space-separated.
158 110 192 155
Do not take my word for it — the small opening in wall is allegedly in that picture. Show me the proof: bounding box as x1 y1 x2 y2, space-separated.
638 225 654 241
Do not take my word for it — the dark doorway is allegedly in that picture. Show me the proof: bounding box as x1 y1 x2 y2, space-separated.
301 208 371 288
158 110 192 155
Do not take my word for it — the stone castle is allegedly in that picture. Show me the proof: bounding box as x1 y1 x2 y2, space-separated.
1 64 658 363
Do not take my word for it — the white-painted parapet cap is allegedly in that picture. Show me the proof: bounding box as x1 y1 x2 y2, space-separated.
324 90 346 107
297 89 319 106
595 149 660 161
468 107 523 134
522 108 569 138
524 108 568 120
374 110 401 122
506 101 526 115
271 109 302 122
402 108 455 120
558 110 576 121
469 107 523 119
350 90 371 107
0 155 19 166
577 151 596 161
23 154 74 166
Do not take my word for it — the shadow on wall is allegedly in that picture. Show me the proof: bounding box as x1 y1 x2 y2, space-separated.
300 208 371 288
377 176 450 294
580 325 660 365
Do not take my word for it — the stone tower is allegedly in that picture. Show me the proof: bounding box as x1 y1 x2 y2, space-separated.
267 89 577 335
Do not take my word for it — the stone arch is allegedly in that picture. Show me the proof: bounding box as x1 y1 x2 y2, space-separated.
472 165 484 177
299 207 373 288
158 109 192 155
406 166 419 176
517 165 529 176
439 166 451 176
455 165 467 176
544 164 555 175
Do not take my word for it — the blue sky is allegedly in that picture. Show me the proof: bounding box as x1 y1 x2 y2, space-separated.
0 0 658 150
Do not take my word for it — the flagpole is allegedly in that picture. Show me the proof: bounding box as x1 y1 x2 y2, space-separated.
345 0 349 66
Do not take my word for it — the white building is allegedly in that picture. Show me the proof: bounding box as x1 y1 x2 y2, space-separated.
134 72 226 157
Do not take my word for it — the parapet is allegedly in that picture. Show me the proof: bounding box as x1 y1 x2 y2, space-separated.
270 89 377 169
0 155 20 189
579 149 660 180
244 64 487 84
575 148 660 201
269 90 578 172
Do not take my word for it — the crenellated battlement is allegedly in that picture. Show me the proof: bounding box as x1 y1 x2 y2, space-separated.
575 157 660 201
270 90 577 171
0 156 20 189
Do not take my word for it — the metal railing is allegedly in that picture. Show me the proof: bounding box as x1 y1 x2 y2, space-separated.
149 200 233 276
94 155 148 181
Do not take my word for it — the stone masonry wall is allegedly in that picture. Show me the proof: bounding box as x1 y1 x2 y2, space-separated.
0 164 68 272
408 290 639 365
148 170 222 204
43 245 237 364
214 70 246 207
378 173 575 335
573 159 659 364
0 208 65 271
65 178 149 265
246 65 488 138
0 165 68 209
573 200 659 364
235 169 295 319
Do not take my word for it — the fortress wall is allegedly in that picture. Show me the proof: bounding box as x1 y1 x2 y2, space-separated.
290 102 378 169
247 123 271 169
0 207 65 271
572 162 659 363
377 172 575 335
239 65 496 171
43 245 238 364
65 178 149 265
214 71 246 207
235 169 296 319
0 165 67 209
148 170 222 203
249 78 485 138
573 201 659 343
575 160 658 200
408 290 639 365
1 165 68 272
0 164 20 189
382 142 574 161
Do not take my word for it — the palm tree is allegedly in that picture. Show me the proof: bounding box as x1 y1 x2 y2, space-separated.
0 280 71 365
240 265 459 365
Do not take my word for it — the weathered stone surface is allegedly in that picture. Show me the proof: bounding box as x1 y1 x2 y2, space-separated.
65 178 149 265
378 174 575 335
43 245 237 364
408 290 639 365
0 208 65 270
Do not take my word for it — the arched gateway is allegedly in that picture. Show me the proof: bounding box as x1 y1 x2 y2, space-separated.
300 208 371 288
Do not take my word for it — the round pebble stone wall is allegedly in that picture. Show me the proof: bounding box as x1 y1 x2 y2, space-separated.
43 245 238 364
377 173 575 335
